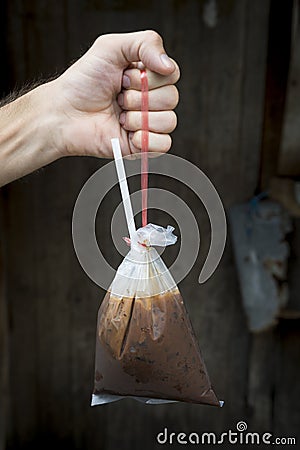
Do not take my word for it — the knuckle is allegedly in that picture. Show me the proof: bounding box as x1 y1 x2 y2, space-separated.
166 59 180 84
144 29 163 44
94 35 102 46
162 135 172 152
173 63 181 83
169 111 177 131
94 34 108 47
167 85 179 108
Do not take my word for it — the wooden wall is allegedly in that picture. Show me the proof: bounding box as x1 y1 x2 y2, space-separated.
1 1 300 449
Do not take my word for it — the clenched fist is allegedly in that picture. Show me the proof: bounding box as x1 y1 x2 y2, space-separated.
0 30 180 186
53 30 180 157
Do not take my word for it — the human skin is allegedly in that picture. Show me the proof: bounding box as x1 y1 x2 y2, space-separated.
0 30 180 187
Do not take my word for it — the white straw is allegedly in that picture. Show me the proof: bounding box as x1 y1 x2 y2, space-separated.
111 138 136 241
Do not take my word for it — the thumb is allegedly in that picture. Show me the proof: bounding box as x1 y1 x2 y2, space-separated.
95 30 176 76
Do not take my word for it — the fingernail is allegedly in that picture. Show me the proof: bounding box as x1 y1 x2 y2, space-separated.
160 53 174 70
118 93 124 106
119 112 126 125
122 75 130 88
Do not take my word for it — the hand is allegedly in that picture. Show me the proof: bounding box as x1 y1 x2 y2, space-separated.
50 30 180 158
0 30 179 186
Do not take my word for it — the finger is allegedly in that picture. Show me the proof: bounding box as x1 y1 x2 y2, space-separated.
129 131 172 153
118 85 179 111
94 30 176 75
120 111 177 133
122 62 180 90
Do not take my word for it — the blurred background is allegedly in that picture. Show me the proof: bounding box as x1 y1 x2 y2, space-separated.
1 0 300 449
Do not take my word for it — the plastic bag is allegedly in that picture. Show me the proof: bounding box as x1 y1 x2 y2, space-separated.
92 224 221 407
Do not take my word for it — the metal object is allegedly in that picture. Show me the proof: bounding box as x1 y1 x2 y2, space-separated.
229 199 292 332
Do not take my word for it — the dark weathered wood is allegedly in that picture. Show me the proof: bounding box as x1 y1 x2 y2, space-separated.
0 0 11 446
5 1 71 447
259 0 294 190
0 196 9 450
278 0 300 176
273 321 300 438
247 330 279 431
283 218 300 314
237 0 270 199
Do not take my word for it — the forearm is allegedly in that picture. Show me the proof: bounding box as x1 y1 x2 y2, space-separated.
0 83 61 187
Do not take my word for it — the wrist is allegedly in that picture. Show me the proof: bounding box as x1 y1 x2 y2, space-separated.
28 82 64 159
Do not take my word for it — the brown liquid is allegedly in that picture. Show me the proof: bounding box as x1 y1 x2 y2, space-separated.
93 289 220 406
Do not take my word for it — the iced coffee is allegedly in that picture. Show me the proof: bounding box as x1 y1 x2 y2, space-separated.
93 288 220 406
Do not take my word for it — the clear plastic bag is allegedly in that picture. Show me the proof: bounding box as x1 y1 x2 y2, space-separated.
92 224 221 407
